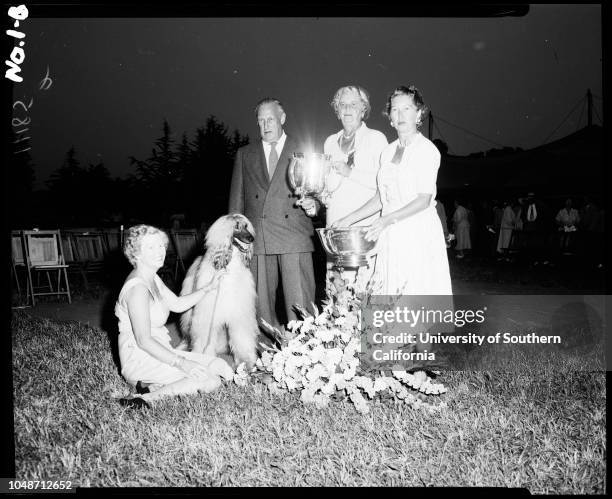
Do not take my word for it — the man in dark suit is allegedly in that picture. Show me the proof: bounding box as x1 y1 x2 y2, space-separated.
229 97 315 329
522 192 551 265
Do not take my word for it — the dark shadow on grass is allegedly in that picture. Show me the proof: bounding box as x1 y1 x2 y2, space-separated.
99 250 132 374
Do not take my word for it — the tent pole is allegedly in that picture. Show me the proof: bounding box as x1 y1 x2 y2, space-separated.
587 88 593 127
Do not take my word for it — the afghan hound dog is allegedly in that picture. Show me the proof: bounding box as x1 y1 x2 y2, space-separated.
179 214 258 369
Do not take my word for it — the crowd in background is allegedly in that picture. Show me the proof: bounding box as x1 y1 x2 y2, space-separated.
437 194 605 268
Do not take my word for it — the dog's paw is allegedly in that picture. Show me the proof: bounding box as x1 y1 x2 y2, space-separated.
210 356 235 381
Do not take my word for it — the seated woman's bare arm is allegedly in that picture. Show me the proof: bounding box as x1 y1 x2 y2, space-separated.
125 285 214 378
156 274 224 314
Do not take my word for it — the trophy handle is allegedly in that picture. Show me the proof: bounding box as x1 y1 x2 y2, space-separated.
288 156 298 191
316 228 336 254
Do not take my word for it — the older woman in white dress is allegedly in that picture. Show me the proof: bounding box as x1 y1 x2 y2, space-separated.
497 199 516 257
332 85 452 383
452 199 471 259
115 225 233 409
300 85 387 291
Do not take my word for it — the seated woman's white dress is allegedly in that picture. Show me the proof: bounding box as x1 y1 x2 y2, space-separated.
115 275 231 386
370 134 452 296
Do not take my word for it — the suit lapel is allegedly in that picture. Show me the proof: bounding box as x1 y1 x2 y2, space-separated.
248 142 270 187
258 142 270 184
269 135 294 189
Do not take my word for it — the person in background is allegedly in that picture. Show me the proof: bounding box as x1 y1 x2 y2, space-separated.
497 199 516 260
579 196 600 263
556 198 580 254
522 192 550 266
490 199 503 257
452 199 471 259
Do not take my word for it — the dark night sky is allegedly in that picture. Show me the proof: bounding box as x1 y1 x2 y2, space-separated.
11 5 602 188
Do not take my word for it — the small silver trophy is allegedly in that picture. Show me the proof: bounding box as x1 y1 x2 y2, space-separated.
288 152 333 213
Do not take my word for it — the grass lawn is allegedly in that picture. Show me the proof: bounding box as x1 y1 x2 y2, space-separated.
12 311 605 491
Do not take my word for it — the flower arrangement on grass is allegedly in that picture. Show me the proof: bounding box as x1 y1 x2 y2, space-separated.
234 271 448 414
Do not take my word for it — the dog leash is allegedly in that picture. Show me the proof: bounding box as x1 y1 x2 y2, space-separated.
207 276 222 345
186 255 224 352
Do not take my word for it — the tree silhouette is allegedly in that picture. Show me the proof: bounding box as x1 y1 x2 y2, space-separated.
130 119 179 188
184 116 249 223
44 148 119 226
45 147 87 225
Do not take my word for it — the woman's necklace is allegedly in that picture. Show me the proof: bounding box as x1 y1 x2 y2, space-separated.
339 131 356 155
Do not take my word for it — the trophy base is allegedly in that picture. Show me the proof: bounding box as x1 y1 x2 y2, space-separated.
331 255 369 268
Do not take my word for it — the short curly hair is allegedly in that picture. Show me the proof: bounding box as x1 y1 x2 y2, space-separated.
123 224 169 267
331 85 371 120
383 85 429 129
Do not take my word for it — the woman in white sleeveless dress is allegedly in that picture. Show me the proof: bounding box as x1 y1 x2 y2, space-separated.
115 224 233 409
332 86 452 383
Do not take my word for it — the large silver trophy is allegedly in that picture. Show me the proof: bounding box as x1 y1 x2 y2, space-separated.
316 226 377 268
288 152 333 207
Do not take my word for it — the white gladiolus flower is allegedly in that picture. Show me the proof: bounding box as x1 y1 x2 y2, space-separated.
301 388 316 404
336 305 349 317
321 381 336 396
339 330 353 343
261 351 274 366
334 316 347 326
374 377 389 392
315 313 328 326
308 345 326 363
306 363 328 382
285 377 299 391
233 371 249 387
313 394 330 409
324 348 343 366
315 329 334 342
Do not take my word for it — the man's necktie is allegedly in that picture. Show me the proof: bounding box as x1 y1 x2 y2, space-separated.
268 141 278 178
527 203 537 222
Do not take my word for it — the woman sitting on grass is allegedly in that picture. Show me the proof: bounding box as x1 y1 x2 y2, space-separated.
115 224 233 409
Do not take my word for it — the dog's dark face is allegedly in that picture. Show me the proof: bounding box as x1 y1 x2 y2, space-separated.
206 214 255 270
232 215 255 253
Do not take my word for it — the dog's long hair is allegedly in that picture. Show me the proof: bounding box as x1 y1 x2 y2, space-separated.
179 214 258 368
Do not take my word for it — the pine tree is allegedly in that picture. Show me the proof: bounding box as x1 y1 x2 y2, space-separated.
129 119 178 189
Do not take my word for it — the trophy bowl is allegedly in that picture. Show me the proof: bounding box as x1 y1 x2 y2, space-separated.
288 152 332 199
316 226 377 268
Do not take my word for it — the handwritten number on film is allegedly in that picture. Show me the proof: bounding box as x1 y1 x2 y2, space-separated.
7 7 53 155
6 4 29 83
